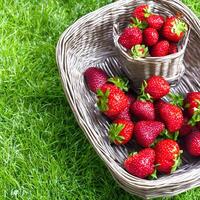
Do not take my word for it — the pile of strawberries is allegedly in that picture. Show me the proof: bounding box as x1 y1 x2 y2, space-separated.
84 67 200 179
118 4 188 58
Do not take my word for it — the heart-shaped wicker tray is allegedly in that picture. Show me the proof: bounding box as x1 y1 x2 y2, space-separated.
56 0 200 198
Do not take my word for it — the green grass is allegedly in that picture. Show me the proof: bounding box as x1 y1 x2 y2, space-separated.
0 0 200 199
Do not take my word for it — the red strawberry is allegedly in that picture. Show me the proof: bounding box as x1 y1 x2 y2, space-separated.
112 94 135 121
84 67 108 93
147 14 165 30
144 76 170 100
185 131 200 156
179 116 193 137
132 4 151 22
162 16 188 42
130 100 155 121
143 28 159 46
168 43 178 54
97 84 128 118
134 121 165 147
158 101 184 133
109 119 134 145
151 40 169 57
155 139 181 174
184 92 200 118
124 148 155 178
118 27 143 49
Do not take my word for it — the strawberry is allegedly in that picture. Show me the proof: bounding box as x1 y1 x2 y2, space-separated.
124 148 155 178
109 119 134 145
184 92 200 126
144 76 170 100
134 121 165 147
84 67 108 93
131 44 149 58
179 116 193 137
155 139 181 174
151 40 169 57
130 100 155 121
168 42 178 54
118 27 143 49
111 94 135 121
147 14 165 30
132 4 151 22
97 84 128 118
162 16 188 42
143 28 159 46
185 131 200 156
158 101 184 133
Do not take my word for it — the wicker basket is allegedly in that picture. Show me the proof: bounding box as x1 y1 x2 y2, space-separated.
56 0 200 199
113 2 191 88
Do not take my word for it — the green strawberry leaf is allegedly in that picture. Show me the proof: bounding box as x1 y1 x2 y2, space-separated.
172 19 188 36
109 123 125 143
171 150 182 173
108 76 129 92
144 7 151 18
131 44 149 59
167 92 184 108
129 17 148 30
128 152 138 157
160 129 179 141
97 89 110 112
138 81 153 102
188 102 200 126
148 169 157 180
173 131 179 141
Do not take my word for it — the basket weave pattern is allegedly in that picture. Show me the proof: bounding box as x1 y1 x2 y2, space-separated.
113 0 190 88
56 0 200 198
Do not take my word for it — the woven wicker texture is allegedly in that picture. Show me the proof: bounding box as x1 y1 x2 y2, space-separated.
56 0 200 199
112 0 190 88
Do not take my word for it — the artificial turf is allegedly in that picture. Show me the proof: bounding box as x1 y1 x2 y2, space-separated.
1 0 200 199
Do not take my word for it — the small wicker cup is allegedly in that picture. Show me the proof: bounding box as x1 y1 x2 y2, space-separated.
113 0 190 88
56 0 200 199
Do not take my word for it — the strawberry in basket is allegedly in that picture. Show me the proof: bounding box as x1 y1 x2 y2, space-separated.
118 27 143 49
118 4 188 59
155 139 182 174
109 119 134 145
185 131 200 157
162 16 188 42
124 148 156 178
147 14 165 30
132 4 151 22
